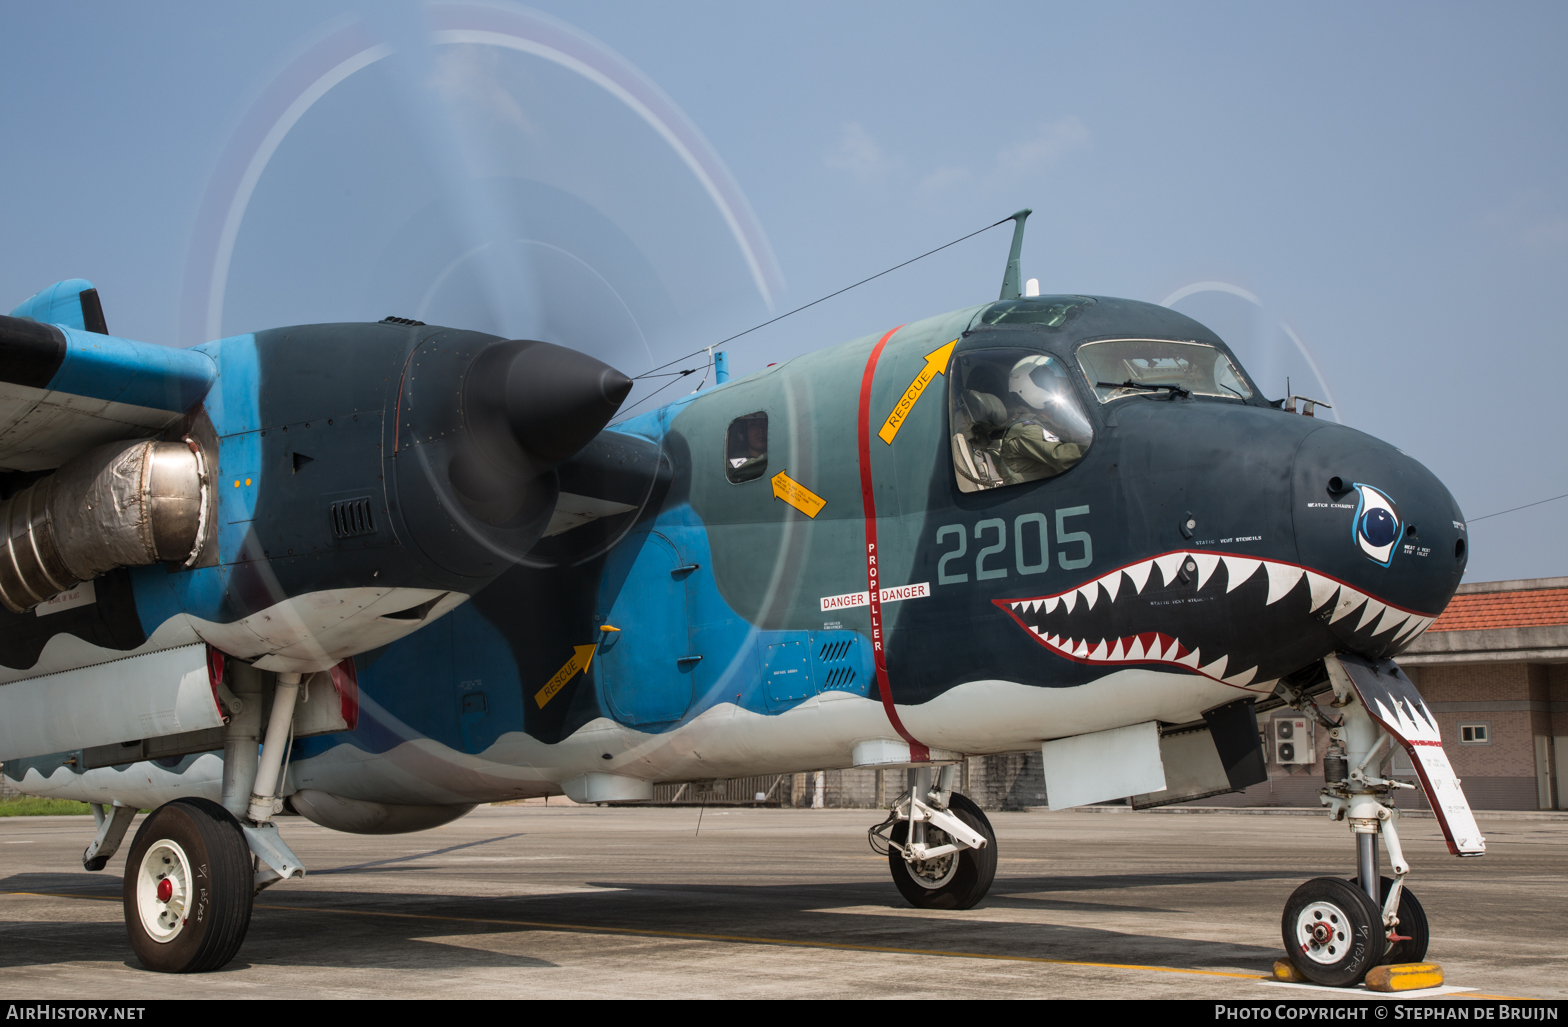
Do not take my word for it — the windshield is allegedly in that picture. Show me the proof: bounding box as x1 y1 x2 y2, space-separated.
1075 339 1253 403
949 348 1093 493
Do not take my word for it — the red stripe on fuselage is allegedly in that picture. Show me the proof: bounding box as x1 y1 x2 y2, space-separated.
858 325 928 762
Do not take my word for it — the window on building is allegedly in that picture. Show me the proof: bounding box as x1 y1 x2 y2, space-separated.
725 412 768 483
1459 723 1490 745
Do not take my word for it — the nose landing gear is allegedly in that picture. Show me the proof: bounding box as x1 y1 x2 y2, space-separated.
1276 654 1463 987
870 765 997 910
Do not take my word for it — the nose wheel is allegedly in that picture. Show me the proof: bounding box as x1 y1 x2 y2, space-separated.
877 791 997 911
123 797 254 973
1281 877 1386 986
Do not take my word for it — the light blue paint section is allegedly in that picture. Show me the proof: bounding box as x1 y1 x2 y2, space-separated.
194 335 259 436
131 564 227 631
611 391 701 442
599 501 874 729
130 335 264 628
198 337 264 551
49 326 216 413
9 279 95 330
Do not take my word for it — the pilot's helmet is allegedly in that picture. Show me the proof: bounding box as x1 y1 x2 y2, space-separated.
1007 354 1067 409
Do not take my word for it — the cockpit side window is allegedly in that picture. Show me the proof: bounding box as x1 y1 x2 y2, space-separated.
725 412 769 483
948 349 1093 493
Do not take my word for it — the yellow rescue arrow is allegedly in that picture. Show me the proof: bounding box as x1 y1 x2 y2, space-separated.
535 643 598 709
770 470 826 518
878 339 958 445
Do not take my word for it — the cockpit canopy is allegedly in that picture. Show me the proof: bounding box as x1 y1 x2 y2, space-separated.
949 348 1094 493
1076 339 1252 404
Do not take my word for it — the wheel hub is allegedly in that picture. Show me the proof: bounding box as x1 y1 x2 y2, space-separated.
1294 900 1351 964
136 840 193 943
904 827 959 889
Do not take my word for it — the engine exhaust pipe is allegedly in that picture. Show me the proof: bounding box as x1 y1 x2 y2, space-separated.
0 438 207 612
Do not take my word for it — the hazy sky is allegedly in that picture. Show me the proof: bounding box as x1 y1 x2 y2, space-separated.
2 2 1564 583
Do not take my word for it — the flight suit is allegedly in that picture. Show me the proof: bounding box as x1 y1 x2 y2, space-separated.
989 419 1083 485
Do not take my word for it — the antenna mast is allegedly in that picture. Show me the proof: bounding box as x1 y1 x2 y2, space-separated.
998 208 1033 300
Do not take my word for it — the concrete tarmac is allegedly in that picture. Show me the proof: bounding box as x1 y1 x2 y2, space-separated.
1 804 1563 1000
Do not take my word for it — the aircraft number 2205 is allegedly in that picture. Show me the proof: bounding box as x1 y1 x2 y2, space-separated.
934 506 1093 585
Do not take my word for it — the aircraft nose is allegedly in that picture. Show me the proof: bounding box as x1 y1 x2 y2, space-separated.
1290 423 1467 658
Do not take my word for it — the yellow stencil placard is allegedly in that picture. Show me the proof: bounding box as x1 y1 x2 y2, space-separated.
535 643 598 709
878 340 957 445
770 470 826 519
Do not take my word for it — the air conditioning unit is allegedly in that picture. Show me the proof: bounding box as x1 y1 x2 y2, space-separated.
1273 717 1313 764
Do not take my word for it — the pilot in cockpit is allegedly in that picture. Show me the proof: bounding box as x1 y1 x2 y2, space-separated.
961 355 1088 486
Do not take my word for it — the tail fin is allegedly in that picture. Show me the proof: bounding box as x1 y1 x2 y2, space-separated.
10 279 108 335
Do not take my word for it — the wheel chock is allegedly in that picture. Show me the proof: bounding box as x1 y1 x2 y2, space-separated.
1365 963 1444 992
1271 959 1310 983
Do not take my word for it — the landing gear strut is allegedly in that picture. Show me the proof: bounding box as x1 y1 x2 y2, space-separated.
117 664 308 973
870 765 997 910
1278 663 1430 986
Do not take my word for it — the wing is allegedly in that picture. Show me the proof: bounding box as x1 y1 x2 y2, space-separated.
1 280 215 472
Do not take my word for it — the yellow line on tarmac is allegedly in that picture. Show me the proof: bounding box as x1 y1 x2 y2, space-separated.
260 900 1270 981
22 889 1532 998
6 888 1264 980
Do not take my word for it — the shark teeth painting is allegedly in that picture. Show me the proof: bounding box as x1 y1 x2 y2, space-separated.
994 551 1438 690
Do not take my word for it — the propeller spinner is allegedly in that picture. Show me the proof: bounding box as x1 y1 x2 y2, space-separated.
392 334 633 579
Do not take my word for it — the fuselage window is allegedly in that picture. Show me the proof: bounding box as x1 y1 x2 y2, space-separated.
948 349 1093 493
1075 339 1254 404
726 412 769 483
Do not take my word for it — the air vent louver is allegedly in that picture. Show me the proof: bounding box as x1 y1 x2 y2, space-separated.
330 497 376 538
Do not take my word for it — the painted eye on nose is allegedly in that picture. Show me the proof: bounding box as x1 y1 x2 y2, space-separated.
1352 484 1402 566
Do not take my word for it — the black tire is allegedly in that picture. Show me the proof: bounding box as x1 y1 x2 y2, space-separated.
122 797 253 973
887 792 997 910
1351 876 1430 965
1281 877 1387 987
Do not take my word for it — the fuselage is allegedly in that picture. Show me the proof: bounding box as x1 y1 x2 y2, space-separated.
3 295 1468 815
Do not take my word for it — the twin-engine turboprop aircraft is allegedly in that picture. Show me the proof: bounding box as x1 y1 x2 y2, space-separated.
1 217 1481 984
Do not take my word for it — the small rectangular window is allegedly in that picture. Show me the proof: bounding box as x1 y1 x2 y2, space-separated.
1459 723 1490 744
726 412 768 483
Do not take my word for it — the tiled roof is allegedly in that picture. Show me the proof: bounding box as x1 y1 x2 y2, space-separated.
1429 587 1568 632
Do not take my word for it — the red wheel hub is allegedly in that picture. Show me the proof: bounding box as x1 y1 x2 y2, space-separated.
156 878 173 903
1308 920 1334 945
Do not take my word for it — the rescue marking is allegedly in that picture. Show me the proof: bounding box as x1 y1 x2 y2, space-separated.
820 582 930 612
535 644 598 708
770 470 826 518
877 339 957 444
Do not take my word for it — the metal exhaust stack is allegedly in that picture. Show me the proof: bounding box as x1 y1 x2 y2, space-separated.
0 438 207 612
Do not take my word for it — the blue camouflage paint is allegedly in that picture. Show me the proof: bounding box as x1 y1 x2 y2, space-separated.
130 335 264 631
9 279 96 330
47 326 216 413
293 497 874 760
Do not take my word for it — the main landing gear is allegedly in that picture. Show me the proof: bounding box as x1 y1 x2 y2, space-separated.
869 765 997 910
123 798 254 973
93 665 310 973
1277 680 1429 986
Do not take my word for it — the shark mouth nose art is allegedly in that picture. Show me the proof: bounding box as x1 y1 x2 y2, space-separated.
993 551 1440 689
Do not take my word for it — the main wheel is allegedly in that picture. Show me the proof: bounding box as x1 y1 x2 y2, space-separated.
1352 876 1430 965
122 797 254 973
887 792 997 910
1281 877 1387 986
